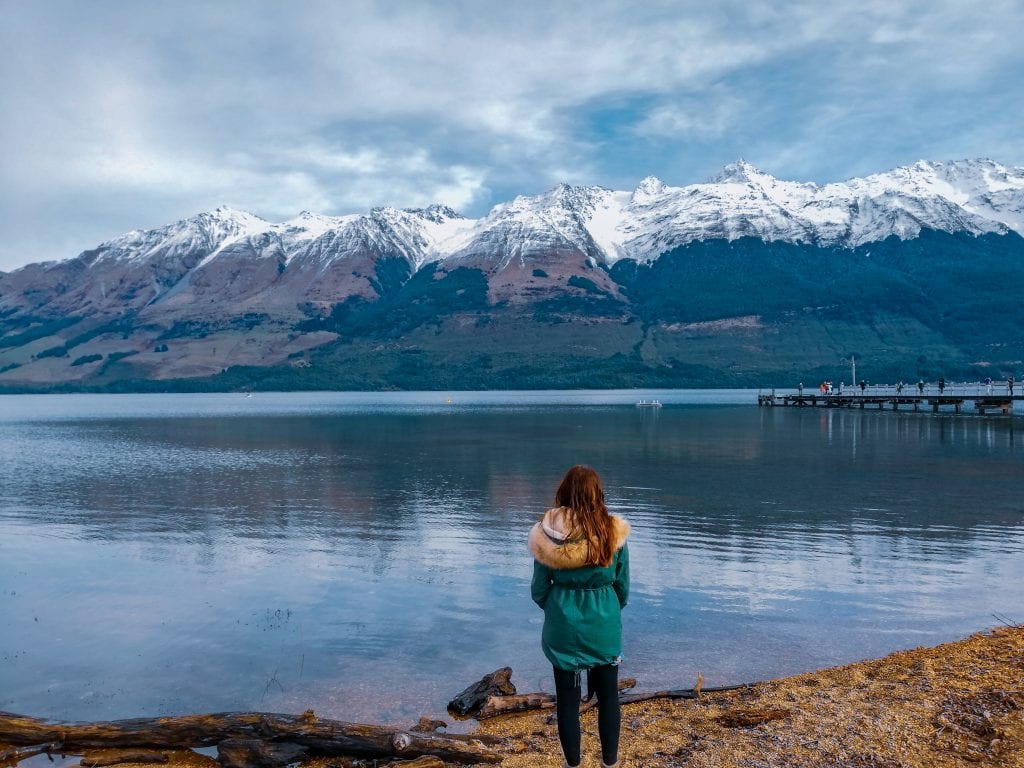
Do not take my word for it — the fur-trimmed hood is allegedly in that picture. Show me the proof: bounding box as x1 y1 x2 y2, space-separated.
528 507 630 570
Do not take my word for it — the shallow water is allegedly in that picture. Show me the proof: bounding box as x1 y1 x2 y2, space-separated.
1 391 1022 725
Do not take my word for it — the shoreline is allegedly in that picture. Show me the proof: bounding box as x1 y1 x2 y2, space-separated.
2 627 1021 767
478 625 1024 767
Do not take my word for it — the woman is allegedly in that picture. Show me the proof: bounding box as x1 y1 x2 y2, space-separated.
529 465 630 768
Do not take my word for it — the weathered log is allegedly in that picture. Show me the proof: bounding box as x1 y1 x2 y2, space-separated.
0 742 61 764
409 717 448 734
575 677 638 716
405 731 503 746
216 739 307 768
477 693 556 719
543 677 641 724
617 683 751 706
447 667 516 717
81 750 170 766
535 684 750 723
485 674 640 722
405 716 502 742
0 711 500 766
476 673 738 722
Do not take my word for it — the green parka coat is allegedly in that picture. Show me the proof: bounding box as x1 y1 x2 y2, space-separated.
529 507 631 671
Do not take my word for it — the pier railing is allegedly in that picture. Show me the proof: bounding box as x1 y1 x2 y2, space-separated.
796 380 1017 397
757 381 1021 415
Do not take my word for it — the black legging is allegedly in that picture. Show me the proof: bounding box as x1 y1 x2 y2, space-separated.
553 664 620 767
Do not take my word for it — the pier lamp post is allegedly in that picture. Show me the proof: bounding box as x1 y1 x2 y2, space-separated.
841 356 856 390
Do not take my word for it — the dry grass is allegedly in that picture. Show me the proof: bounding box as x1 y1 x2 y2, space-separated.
479 626 1024 768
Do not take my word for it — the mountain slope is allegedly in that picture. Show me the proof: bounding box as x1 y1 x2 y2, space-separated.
1 159 1023 390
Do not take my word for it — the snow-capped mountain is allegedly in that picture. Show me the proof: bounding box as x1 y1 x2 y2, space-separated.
181 157 1019 272
10 158 1024 284
591 158 1024 260
2 158 1024 390
10 156 1015 313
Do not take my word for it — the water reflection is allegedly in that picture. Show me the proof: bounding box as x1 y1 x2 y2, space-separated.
1 394 1022 725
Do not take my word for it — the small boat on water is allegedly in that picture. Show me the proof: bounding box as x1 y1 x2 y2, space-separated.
636 399 662 408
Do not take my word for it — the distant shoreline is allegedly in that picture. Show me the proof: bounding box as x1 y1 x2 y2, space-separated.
0 386 765 398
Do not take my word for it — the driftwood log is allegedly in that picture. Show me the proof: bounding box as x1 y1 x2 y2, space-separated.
0 743 62 764
575 677 637 716
617 683 751 705
447 667 516 717
539 684 753 724
0 711 500 767
81 751 170 766
477 693 555 719
453 668 757 723
479 677 638 721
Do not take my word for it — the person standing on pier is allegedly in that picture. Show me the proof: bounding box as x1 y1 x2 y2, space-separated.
859 379 866 394
530 466 630 768
1009 375 1015 395
939 377 946 394
918 380 925 395
985 376 993 394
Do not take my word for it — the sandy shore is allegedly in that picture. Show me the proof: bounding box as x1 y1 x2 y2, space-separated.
478 626 1024 767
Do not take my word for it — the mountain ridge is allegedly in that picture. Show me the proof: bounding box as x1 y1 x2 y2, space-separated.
2 158 1023 391
5 157 1024 278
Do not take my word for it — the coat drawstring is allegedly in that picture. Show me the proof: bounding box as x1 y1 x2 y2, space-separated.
569 669 599 701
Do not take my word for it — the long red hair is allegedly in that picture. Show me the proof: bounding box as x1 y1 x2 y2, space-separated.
555 465 615 567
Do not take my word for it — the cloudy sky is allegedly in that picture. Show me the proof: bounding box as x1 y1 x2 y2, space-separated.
2 0 1022 271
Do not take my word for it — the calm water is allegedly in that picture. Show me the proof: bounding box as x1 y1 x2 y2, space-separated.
1 391 1022 726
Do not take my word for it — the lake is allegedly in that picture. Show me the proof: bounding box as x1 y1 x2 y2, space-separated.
1 390 1022 726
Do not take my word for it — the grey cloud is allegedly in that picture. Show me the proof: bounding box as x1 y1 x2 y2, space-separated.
1 0 1022 270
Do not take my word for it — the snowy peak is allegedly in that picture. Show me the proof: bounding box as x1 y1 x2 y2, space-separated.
498 183 611 219
447 183 622 267
711 160 773 184
184 206 271 238
632 176 667 203
407 203 464 223
841 158 1019 199
284 210 342 227
833 158 1024 240
37 158 1024 279
85 206 270 268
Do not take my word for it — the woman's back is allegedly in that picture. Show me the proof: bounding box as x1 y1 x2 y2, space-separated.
530 506 630 671
528 466 629 768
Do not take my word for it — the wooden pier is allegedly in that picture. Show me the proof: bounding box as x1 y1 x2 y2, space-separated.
758 382 1021 415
